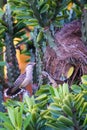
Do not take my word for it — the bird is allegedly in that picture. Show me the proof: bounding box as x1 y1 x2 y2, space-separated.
4 62 36 98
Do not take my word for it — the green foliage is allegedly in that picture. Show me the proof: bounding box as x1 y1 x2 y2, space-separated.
0 1 87 129
0 61 6 66
0 3 31 84
8 0 72 27
44 80 87 130
2 4 21 83
0 102 30 130
1 78 87 130
0 94 49 130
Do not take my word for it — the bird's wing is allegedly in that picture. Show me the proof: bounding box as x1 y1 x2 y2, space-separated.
14 73 26 87
4 73 26 97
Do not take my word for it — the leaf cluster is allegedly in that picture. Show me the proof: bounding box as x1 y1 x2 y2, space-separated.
8 0 75 27
1 75 87 130
0 4 30 50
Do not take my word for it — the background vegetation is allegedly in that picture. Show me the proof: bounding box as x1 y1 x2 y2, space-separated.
0 0 87 130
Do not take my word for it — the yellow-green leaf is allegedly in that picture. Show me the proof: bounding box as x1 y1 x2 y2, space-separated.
67 66 74 79
81 75 87 85
40 4 49 13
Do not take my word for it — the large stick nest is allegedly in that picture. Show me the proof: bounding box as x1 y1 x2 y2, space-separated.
44 20 87 85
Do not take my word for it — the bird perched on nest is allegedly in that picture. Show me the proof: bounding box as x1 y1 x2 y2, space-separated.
4 62 36 98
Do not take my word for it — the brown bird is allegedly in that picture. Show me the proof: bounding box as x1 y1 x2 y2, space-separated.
4 62 36 98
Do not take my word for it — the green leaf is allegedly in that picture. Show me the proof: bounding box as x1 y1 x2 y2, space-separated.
58 116 74 127
15 38 28 46
28 18 38 23
83 114 87 126
44 115 56 121
25 21 38 26
40 4 49 13
7 107 16 127
13 31 25 38
24 95 35 109
0 28 5 34
0 128 7 130
84 4 87 9
37 99 48 108
80 84 87 90
0 19 6 26
3 122 14 130
62 104 72 117
14 107 22 129
40 110 49 117
0 42 4 47
56 15 68 21
24 18 38 26
81 75 87 85
0 112 10 122
36 85 50 96
0 8 4 17
0 61 6 66
46 122 72 130
51 87 60 98
0 25 7 30
45 123 60 130
71 85 81 93
49 103 62 111
35 94 47 101
14 22 26 32
38 0 45 7
49 86 55 96
63 83 69 95
24 114 31 129
15 13 31 19
36 31 43 42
